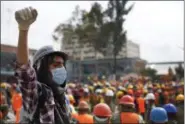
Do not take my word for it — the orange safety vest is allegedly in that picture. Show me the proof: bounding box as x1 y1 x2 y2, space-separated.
73 113 94 124
12 93 22 111
12 93 22 123
120 112 139 124
137 97 145 113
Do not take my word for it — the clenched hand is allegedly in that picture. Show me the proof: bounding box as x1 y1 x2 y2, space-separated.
15 7 38 30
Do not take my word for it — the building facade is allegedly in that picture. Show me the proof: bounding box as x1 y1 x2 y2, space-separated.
66 58 146 80
0 44 37 81
62 40 140 60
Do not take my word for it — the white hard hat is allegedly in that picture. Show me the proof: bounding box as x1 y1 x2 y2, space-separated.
95 89 102 94
145 93 155 100
105 82 110 87
84 88 89 93
33 45 68 66
105 90 114 97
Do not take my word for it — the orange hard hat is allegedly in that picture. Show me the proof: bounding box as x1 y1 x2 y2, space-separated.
119 95 134 106
127 89 133 95
163 91 169 96
78 101 89 109
93 103 112 117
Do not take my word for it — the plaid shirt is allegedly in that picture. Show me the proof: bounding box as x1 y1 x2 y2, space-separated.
15 61 55 124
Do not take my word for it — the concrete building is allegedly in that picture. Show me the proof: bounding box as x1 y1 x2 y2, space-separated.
62 40 140 60
0 44 37 81
66 58 146 80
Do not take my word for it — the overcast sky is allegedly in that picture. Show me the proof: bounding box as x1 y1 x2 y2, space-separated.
1 1 184 63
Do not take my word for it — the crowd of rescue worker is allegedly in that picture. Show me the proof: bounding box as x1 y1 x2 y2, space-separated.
1 75 184 124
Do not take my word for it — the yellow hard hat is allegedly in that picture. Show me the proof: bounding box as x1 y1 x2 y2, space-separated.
116 91 123 98
109 87 116 92
0 83 7 89
156 84 160 89
176 94 184 101
180 82 184 86
88 86 94 91
127 84 133 89
67 95 75 102
161 84 165 88
143 89 148 94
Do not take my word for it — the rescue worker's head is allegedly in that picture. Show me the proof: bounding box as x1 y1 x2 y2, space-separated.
145 93 155 105
163 103 177 120
0 83 7 89
67 95 75 105
116 91 124 104
33 46 68 88
78 101 89 114
176 94 184 105
93 103 112 124
150 107 168 124
127 89 134 96
105 89 114 104
135 90 141 98
119 95 135 112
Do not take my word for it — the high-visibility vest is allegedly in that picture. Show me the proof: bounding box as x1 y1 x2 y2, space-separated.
12 93 22 112
120 112 139 124
111 112 139 124
73 113 94 124
137 97 145 113
15 109 21 123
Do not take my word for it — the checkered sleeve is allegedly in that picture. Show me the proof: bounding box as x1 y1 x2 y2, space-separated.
14 61 38 114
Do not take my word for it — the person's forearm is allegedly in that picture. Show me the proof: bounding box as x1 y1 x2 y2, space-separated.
17 30 29 64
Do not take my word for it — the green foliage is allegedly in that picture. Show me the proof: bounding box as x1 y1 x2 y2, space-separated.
104 0 134 74
175 64 184 80
53 0 134 67
140 68 157 80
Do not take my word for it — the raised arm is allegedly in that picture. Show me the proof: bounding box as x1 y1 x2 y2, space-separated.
14 7 38 114
15 7 37 64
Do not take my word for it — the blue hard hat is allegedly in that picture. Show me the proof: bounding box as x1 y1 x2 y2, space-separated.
150 107 168 123
163 103 177 113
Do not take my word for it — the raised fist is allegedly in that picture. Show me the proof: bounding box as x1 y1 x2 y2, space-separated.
15 7 38 30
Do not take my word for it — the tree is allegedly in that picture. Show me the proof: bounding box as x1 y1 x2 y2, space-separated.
140 68 157 80
75 2 107 58
53 5 84 59
104 0 134 76
168 67 174 81
175 63 184 80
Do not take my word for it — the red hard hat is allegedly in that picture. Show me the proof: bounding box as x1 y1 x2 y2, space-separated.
119 95 134 106
78 101 89 109
93 103 112 117
135 90 141 97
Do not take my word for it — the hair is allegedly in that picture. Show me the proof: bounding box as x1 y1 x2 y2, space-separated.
33 53 66 88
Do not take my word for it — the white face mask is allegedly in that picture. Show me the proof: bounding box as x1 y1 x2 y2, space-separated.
51 67 67 85
94 116 109 123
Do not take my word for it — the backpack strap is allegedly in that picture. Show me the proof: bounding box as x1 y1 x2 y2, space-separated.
30 83 48 124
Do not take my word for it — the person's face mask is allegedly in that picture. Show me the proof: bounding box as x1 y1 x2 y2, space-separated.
51 66 67 85
94 116 109 124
